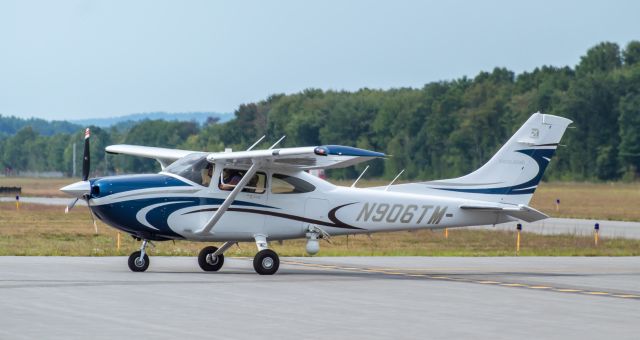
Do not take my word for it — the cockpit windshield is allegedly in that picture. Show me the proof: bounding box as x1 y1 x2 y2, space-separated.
164 153 214 186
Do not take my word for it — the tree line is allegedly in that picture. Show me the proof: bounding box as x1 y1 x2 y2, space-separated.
1 41 639 181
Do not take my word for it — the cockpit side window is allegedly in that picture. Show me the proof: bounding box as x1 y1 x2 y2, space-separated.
271 174 316 194
219 168 266 194
164 153 214 187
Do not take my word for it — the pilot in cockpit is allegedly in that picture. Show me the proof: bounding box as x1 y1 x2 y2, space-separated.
201 163 214 187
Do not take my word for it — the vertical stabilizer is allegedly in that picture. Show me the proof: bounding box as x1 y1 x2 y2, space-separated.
389 113 572 205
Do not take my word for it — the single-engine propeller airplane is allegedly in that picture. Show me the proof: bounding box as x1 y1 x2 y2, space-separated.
61 112 571 275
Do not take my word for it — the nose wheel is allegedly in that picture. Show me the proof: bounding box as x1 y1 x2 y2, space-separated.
128 239 150 272
128 250 149 272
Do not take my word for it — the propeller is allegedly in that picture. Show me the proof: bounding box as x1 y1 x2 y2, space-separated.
82 127 90 181
61 128 97 233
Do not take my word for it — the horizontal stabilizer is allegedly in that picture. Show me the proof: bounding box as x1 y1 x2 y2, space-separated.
460 203 548 222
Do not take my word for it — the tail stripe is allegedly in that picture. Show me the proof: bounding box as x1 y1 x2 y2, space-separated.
429 148 555 195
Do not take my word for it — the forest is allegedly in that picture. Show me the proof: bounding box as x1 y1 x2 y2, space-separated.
1 41 639 181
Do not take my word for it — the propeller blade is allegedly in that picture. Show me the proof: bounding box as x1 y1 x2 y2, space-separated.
65 198 79 214
82 128 90 181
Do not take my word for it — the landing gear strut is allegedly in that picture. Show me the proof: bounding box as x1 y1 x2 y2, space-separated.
128 239 150 272
253 235 279 275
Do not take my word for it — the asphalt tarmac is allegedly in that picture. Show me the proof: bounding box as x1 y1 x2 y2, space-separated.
1 256 638 339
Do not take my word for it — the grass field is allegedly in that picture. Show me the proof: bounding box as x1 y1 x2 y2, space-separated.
2 202 639 257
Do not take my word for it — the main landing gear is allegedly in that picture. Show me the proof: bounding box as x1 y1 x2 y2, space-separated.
253 235 279 275
198 243 231 272
197 236 280 275
127 237 281 275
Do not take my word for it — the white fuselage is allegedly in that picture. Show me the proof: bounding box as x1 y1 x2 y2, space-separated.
89 169 512 242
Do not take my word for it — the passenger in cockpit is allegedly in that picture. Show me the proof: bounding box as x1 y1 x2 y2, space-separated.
219 169 242 191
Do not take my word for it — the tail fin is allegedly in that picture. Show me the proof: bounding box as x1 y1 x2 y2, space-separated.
394 112 572 205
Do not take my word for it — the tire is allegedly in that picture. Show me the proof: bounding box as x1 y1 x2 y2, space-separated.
253 249 279 275
198 246 224 272
128 251 149 272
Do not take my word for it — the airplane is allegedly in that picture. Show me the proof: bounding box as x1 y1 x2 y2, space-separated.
61 112 572 275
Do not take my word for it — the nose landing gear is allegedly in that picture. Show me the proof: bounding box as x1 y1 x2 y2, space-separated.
128 239 150 272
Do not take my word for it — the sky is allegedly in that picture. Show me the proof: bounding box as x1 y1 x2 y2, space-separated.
1 0 639 121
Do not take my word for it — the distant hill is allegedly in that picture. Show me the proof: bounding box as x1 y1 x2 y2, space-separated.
71 111 233 127
0 114 81 138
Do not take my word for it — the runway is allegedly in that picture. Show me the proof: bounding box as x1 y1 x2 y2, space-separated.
1 257 638 339
472 217 640 239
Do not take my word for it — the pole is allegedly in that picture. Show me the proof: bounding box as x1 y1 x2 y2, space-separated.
117 232 121 250
444 228 449 239
555 198 560 212
15 195 20 211
72 142 76 178
594 223 600 246
516 223 522 255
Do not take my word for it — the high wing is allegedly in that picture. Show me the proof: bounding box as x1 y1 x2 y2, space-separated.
105 145 201 169
105 144 386 170
105 143 385 236
206 145 385 170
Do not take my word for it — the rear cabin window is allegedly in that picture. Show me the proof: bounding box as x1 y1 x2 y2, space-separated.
219 168 266 194
271 174 316 194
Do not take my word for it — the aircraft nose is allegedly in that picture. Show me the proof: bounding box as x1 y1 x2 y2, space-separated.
60 180 91 198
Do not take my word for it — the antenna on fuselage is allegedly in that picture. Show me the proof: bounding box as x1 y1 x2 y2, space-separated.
246 135 266 151
384 169 405 191
350 165 369 188
269 135 286 149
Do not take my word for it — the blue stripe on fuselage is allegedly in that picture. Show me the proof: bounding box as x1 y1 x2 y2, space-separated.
90 196 276 240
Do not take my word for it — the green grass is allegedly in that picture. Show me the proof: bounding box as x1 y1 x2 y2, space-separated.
1 202 639 257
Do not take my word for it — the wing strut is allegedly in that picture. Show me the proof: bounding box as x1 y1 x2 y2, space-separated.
196 161 260 235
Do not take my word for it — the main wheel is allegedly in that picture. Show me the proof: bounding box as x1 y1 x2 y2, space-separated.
128 251 150 272
198 246 224 272
253 249 279 275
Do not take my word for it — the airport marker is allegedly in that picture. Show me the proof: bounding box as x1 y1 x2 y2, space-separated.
516 223 522 255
